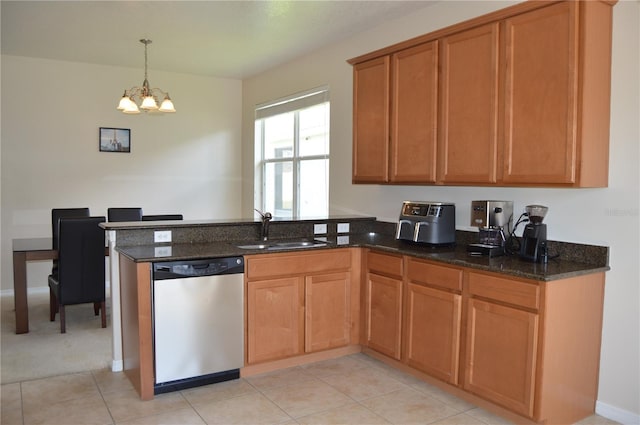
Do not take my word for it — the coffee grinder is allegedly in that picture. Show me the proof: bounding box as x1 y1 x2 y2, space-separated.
519 205 548 262
467 201 513 257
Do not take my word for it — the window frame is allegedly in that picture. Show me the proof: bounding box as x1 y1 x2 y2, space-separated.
255 87 330 219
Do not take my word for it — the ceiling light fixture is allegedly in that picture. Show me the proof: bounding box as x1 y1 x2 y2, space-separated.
117 39 176 114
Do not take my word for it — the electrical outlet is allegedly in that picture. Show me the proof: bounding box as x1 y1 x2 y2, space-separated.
337 223 350 233
314 223 327 234
154 246 172 257
154 230 172 243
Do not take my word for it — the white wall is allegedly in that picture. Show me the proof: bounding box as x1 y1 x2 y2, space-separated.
1 55 243 292
242 0 640 420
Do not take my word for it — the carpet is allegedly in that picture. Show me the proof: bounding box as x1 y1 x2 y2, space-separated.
1 290 112 384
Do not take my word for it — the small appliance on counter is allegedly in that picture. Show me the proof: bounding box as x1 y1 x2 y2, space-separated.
396 201 456 246
520 204 549 262
467 200 513 257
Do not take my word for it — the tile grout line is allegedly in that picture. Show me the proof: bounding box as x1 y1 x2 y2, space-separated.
90 369 118 425
236 377 295 423
174 388 210 425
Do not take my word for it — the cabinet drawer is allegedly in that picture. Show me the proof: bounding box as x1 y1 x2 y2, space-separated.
247 249 351 279
367 251 403 278
468 272 540 310
407 258 462 292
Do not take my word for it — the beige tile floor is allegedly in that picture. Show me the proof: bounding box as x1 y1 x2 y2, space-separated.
0 353 619 425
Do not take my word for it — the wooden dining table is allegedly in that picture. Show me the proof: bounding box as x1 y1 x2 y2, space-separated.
12 238 57 334
11 237 108 334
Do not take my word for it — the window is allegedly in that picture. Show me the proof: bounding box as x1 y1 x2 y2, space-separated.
255 87 329 219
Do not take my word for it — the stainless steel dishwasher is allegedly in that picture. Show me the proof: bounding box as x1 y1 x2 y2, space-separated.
152 256 244 394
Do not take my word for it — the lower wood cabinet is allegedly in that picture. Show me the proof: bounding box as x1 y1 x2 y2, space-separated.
363 250 605 424
405 283 461 384
364 251 403 360
245 249 356 365
464 298 539 417
305 272 351 353
365 272 403 359
246 276 304 364
463 271 540 417
119 243 605 424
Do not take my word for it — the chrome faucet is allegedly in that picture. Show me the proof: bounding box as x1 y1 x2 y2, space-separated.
254 209 273 241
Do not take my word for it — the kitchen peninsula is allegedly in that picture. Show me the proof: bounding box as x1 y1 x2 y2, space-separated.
105 216 608 424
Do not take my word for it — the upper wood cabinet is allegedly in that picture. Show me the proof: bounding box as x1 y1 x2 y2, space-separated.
503 2 579 184
348 0 616 187
352 41 438 184
438 23 500 184
352 57 390 183
390 41 438 183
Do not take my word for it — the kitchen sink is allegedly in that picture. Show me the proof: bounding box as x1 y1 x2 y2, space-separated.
236 243 270 250
237 239 328 250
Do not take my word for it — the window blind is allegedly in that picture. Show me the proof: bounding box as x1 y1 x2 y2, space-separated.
255 86 329 120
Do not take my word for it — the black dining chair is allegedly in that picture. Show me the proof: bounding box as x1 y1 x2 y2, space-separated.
51 208 90 276
48 216 107 333
142 214 183 221
107 207 143 222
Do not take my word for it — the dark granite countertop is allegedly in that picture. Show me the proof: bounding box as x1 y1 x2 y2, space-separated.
116 231 609 282
101 215 375 230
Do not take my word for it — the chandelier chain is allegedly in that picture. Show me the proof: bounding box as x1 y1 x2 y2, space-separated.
142 39 150 83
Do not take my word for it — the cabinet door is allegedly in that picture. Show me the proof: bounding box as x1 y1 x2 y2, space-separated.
438 23 499 184
405 283 461 384
305 272 351 353
365 273 403 360
353 56 390 183
503 2 578 184
247 277 304 364
390 41 438 183
464 298 538 417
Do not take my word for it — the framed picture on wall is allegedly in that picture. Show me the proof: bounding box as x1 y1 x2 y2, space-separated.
99 127 131 153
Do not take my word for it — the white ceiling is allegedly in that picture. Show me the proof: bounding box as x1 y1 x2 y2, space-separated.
1 1 436 79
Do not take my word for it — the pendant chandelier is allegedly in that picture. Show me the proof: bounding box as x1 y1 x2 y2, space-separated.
117 39 176 114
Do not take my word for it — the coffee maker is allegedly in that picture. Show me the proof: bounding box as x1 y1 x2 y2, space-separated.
467 200 513 257
520 205 548 262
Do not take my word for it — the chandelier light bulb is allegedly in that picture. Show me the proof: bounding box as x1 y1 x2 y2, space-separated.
141 95 159 110
123 102 141 114
159 95 176 113
117 92 131 110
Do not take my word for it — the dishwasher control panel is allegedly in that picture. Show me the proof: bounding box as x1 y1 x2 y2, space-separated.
153 257 244 280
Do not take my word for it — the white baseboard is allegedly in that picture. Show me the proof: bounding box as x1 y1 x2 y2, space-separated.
1 282 111 298
111 359 123 372
596 401 640 425
0 286 48 297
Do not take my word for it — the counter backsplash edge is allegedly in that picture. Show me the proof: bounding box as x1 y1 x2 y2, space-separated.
114 217 378 247
114 218 608 268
